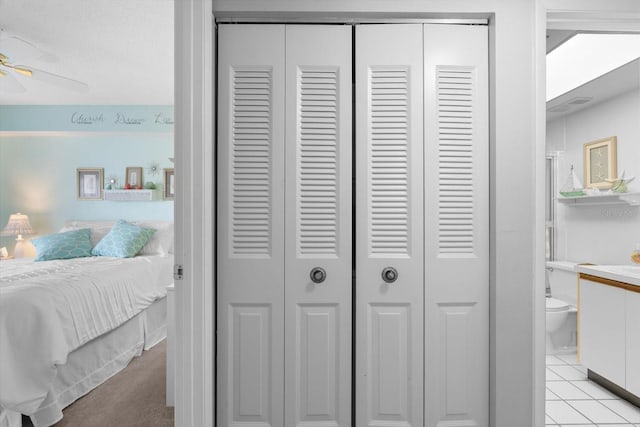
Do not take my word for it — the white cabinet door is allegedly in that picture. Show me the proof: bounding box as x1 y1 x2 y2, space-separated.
580 279 626 387
626 290 640 396
218 24 286 427
355 24 425 427
423 24 489 427
284 25 352 427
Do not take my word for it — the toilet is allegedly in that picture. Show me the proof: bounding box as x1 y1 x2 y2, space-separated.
545 261 579 354
546 296 575 354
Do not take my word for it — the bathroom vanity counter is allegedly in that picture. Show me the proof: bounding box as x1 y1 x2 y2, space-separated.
577 265 640 405
576 264 640 287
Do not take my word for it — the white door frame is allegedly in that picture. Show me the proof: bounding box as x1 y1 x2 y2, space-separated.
173 1 215 426
173 1 640 426
175 2 542 426
539 1 640 426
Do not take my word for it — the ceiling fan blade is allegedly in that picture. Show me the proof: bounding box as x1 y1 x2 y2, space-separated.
0 69 26 93
11 65 32 77
17 65 89 93
0 30 57 62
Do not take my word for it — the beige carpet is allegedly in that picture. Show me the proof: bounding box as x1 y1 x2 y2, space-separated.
50 340 174 427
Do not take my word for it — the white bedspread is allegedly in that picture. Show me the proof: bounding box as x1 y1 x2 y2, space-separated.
0 255 172 417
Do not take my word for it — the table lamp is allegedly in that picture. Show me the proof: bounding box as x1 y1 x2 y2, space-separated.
1 213 34 258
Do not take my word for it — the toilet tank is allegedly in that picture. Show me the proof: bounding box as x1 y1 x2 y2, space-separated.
546 261 578 307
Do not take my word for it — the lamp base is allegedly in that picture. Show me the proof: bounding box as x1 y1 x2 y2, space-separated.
14 236 25 258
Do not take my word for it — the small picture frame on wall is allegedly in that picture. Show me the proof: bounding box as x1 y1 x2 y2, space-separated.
77 168 104 200
125 167 143 188
164 168 175 200
583 136 617 190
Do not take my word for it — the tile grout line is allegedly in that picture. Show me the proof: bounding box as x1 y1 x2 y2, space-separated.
565 361 639 425
545 353 640 426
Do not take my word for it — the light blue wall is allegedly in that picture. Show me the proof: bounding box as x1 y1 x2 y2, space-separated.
0 105 174 132
0 106 174 253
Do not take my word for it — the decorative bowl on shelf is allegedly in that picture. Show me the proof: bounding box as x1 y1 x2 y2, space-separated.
607 170 635 194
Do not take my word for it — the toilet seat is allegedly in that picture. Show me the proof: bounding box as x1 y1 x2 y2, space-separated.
546 297 569 312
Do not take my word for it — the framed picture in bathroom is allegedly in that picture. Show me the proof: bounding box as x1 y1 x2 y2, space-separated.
583 136 617 190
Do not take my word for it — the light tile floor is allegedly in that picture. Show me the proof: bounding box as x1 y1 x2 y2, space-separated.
546 352 640 426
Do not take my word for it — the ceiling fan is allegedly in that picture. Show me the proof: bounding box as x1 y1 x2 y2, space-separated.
0 30 89 94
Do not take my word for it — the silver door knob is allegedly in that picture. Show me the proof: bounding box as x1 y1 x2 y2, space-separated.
310 267 327 284
381 267 398 283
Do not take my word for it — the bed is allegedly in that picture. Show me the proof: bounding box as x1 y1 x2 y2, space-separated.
0 220 173 427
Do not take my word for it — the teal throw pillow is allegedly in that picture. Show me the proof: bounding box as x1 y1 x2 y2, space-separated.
32 228 93 261
91 220 156 258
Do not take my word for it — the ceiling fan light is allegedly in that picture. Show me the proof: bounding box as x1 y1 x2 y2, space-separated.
14 66 33 77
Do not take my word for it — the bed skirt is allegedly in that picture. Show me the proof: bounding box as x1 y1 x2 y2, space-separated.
0 296 167 427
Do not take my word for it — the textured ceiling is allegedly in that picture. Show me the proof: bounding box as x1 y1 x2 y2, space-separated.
0 0 173 105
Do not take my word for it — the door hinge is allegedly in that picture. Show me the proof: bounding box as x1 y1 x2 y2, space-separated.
174 264 184 280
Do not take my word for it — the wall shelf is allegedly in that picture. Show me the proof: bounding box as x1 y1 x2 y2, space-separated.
557 192 640 207
104 189 158 201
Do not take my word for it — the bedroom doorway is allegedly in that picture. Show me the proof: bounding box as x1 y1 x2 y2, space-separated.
216 22 489 426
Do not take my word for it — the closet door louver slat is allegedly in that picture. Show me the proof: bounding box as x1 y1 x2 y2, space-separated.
369 67 410 256
437 66 475 255
298 68 339 256
232 68 273 256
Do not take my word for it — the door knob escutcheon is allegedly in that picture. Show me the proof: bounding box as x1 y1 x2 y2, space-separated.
381 267 398 283
310 267 327 284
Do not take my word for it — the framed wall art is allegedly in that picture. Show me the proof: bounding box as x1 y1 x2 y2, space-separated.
125 167 143 188
164 168 175 200
77 168 104 200
583 136 617 190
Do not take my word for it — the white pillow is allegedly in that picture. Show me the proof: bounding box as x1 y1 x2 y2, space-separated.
133 221 174 255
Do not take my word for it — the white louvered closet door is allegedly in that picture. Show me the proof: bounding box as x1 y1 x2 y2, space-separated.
423 24 489 427
284 26 352 427
218 22 489 427
355 24 425 427
217 24 286 427
218 24 353 427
